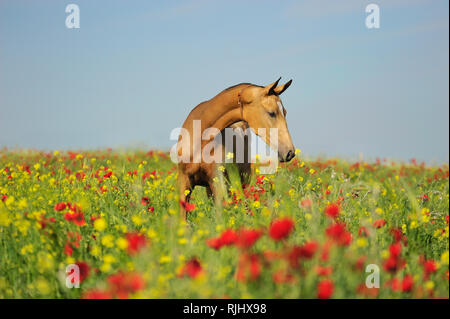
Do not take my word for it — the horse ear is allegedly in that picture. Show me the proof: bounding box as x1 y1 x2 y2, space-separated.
273 79 292 95
264 77 282 96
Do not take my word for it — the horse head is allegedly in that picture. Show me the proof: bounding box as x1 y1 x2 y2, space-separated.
239 78 296 162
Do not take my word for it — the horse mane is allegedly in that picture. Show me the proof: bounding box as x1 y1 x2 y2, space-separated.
222 82 263 92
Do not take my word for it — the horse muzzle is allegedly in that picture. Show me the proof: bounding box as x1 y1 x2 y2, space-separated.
279 149 296 163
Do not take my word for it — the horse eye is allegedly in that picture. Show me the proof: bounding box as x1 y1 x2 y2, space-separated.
268 111 276 118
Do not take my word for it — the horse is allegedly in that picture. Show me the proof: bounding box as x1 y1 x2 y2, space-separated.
176 78 296 219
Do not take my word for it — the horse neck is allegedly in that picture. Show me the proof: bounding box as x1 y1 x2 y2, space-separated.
203 86 246 132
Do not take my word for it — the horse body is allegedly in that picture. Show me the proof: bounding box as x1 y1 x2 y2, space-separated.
177 79 295 218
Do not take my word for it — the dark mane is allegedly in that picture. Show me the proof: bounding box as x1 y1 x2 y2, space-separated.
222 82 263 92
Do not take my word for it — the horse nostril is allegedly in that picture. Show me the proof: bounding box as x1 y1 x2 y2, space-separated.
286 150 295 162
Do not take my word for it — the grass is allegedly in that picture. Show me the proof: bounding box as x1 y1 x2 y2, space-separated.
0 149 448 298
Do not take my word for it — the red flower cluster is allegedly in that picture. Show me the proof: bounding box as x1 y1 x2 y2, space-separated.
383 243 405 273
141 196 155 213
64 232 82 256
324 203 340 219
64 211 86 226
390 274 414 293
125 233 147 255
207 228 263 250
236 253 262 282
287 241 319 268
325 223 352 246
83 271 145 299
54 202 67 211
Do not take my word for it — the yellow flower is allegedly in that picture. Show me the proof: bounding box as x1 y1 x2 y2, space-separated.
17 198 28 209
90 245 100 257
20 244 34 255
100 263 112 273
116 237 128 250
94 218 107 232
356 238 368 248
159 256 172 264
103 254 116 264
101 234 114 248
424 281 435 291
132 215 143 226
147 229 157 239
35 277 51 295
441 251 449 266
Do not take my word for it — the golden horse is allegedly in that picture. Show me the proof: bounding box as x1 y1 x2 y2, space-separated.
176 78 295 219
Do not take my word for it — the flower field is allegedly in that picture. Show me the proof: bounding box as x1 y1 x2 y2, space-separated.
0 149 448 299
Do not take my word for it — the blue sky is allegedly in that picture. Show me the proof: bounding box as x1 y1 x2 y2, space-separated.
0 0 448 163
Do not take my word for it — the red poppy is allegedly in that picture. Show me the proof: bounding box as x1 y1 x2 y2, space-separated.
107 272 145 299
390 228 403 243
269 218 295 241
103 171 113 178
126 233 147 255
325 203 340 218
206 237 223 250
1 194 8 202
180 200 195 212
373 219 386 228
220 229 239 246
64 211 86 226
358 226 368 237
236 229 264 249
317 280 334 299
325 223 352 246
74 261 90 283
141 197 150 206
54 202 67 211
383 243 405 273
402 275 414 292
64 243 73 257
299 241 319 259
423 260 437 279
389 242 402 258
178 258 203 278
